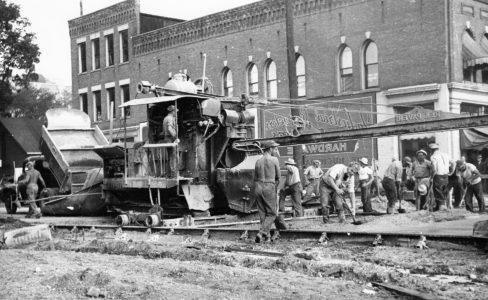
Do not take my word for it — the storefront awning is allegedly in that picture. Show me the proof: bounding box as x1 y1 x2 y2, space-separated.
400 133 435 140
460 127 488 150
463 33 488 67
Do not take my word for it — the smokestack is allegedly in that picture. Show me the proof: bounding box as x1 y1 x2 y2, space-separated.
80 0 83 16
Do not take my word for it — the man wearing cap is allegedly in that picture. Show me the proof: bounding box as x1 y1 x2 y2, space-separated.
279 158 303 217
162 105 179 177
456 160 485 212
358 158 374 213
19 161 46 218
429 143 450 211
303 160 323 202
412 150 432 210
382 158 403 214
254 140 287 243
319 162 359 223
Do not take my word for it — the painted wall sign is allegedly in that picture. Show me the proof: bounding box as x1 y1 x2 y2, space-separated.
259 96 376 168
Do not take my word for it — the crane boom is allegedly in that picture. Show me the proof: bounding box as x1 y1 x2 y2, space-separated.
233 114 488 149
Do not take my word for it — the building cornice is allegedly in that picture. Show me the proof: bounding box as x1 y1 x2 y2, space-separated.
132 0 368 56
68 0 138 37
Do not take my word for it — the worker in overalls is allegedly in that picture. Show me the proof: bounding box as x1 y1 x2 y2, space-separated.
279 158 303 217
161 105 179 178
254 140 287 243
303 160 323 202
20 161 45 218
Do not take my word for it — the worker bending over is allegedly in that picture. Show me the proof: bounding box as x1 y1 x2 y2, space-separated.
279 158 303 217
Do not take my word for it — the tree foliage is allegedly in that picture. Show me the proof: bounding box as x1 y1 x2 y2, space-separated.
0 0 40 114
7 87 68 121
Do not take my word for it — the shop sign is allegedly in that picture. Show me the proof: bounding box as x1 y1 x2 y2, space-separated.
395 107 442 124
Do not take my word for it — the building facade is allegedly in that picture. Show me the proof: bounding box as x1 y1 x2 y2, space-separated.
69 0 488 172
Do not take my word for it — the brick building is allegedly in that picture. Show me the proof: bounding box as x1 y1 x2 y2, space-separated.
69 0 488 172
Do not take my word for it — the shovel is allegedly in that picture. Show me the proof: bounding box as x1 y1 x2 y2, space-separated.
398 188 406 214
340 195 363 225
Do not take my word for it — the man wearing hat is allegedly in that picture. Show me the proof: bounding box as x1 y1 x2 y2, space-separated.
456 160 485 212
358 158 374 213
429 142 450 211
162 104 179 177
303 160 324 202
319 162 359 223
279 158 303 217
412 149 432 210
254 140 287 243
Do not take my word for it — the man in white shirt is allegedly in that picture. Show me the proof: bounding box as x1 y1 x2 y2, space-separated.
456 160 485 212
278 158 303 217
358 157 374 213
303 160 324 202
319 162 358 223
429 143 450 211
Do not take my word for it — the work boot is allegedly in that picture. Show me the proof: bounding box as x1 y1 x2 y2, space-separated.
15 199 22 208
338 211 346 223
255 233 264 243
271 231 280 242
322 208 329 223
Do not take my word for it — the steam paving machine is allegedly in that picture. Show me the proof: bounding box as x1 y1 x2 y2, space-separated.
94 75 261 226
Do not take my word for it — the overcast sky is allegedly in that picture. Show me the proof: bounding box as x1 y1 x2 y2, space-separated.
12 0 258 87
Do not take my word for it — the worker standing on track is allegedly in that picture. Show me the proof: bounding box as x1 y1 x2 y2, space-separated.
19 161 45 219
358 157 374 213
319 162 359 223
456 160 486 213
412 149 432 210
303 160 323 202
161 105 179 178
254 140 287 243
279 158 303 217
429 143 450 211
382 158 403 214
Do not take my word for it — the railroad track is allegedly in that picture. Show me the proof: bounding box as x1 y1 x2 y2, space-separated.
51 223 488 249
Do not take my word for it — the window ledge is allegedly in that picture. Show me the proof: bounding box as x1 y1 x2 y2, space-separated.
78 71 88 75
334 87 380 97
105 65 115 69
119 61 130 66
90 69 101 73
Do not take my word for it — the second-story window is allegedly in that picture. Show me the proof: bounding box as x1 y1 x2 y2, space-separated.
247 63 259 96
91 38 100 70
296 54 306 97
222 67 233 97
78 42 87 73
339 46 353 92
106 87 115 119
364 41 378 88
105 34 114 67
93 90 102 122
119 29 129 63
121 84 130 117
265 60 277 99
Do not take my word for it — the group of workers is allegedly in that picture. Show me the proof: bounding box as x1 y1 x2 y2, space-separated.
253 140 487 243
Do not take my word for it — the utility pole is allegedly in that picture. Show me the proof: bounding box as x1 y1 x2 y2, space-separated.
285 0 303 170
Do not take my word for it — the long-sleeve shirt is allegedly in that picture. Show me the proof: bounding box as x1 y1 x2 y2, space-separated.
162 113 177 140
285 165 301 186
254 153 281 183
384 160 403 182
430 150 450 176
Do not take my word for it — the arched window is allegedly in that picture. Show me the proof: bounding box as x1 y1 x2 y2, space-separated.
265 60 277 99
221 67 233 96
296 54 306 97
339 46 353 92
364 41 378 88
247 63 259 96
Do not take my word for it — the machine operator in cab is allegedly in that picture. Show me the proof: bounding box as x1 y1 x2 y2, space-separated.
161 105 179 178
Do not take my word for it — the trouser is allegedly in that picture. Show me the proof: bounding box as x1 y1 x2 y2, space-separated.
360 180 373 212
304 178 320 201
319 180 344 219
279 182 303 217
382 177 397 208
465 182 486 212
415 177 430 210
163 138 177 177
447 174 464 208
255 182 287 237
26 184 40 215
433 175 449 209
